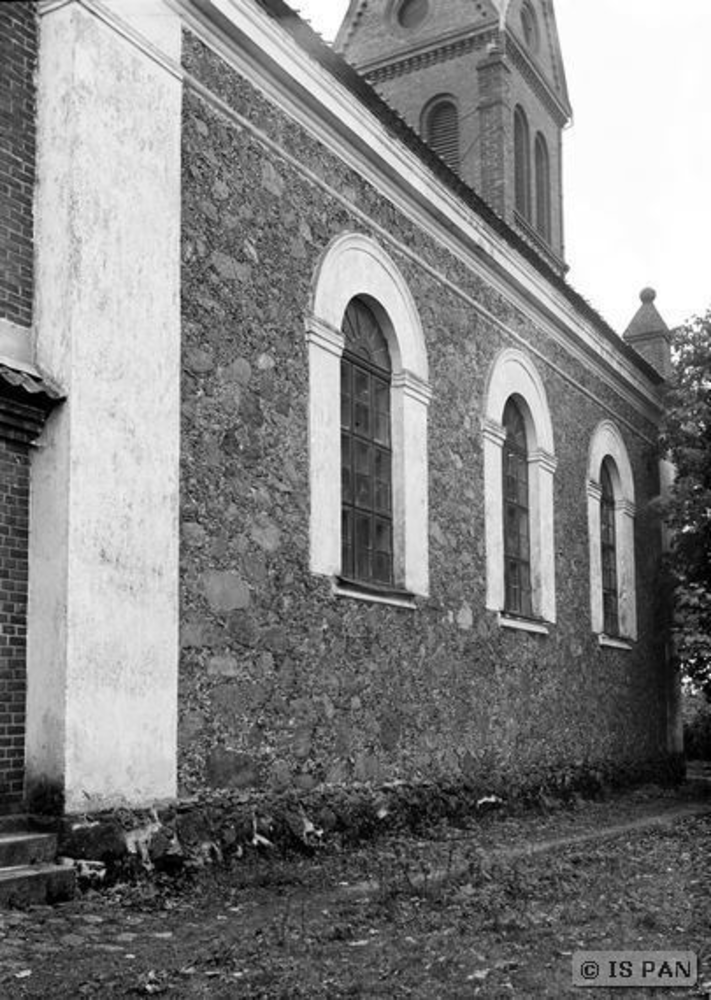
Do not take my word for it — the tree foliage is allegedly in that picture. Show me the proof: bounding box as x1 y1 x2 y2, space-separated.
661 310 711 696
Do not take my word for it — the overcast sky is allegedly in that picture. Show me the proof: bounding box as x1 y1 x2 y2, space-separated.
292 0 711 334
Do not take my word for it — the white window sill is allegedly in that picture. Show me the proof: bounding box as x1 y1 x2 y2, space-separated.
498 613 549 635
598 634 634 651
332 581 416 610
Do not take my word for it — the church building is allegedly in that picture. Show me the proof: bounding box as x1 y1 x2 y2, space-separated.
0 0 678 817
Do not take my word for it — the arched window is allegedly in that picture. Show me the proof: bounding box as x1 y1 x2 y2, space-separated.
587 422 637 644
514 106 531 220
308 233 431 602
340 298 393 587
600 461 619 636
423 97 460 173
482 348 556 629
503 398 532 617
534 133 551 242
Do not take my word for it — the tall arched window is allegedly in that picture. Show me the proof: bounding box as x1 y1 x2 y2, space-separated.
600 461 619 636
534 133 551 242
423 97 460 173
308 233 431 601
482 348 557 629
340 298 393 587
503 398 532 617
586 421 637 644
514 106 531 220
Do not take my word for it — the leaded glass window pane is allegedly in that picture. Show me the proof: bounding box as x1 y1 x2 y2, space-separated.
601 462 619 635
340 298 393 587
342 298 391 371
503 399 533 617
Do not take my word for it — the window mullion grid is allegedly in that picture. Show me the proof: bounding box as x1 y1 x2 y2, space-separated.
503 444 532 617
341 355 393 588
601 491 619 636
341 362 354 579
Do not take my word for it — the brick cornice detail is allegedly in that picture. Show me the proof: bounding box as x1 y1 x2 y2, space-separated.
364 28 498 84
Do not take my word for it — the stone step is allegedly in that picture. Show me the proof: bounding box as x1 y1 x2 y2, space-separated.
0 864 75 907
0 814 32 833
0 831 57 868
0 813 59 834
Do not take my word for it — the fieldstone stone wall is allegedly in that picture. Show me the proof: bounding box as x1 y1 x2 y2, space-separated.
178 32 670 802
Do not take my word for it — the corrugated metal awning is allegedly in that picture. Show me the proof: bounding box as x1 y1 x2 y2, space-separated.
0 362 64 406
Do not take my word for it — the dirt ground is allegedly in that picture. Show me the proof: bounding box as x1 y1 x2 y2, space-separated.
2 784 711 999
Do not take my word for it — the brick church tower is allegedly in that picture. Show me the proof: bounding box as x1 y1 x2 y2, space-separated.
335 0 571 274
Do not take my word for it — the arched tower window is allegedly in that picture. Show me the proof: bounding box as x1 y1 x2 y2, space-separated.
514 105 531 220
534 133 551 242
502 398 532 617
423 97 460 173
340 298 393 586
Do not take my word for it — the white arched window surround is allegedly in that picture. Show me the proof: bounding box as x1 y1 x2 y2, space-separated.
482 348 556 631
587 421 637 646
307 233 431 602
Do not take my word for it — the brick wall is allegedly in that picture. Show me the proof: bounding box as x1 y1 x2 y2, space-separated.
0 435 31 811
0 2 38 328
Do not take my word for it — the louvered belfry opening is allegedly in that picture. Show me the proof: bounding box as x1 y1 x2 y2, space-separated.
425 98 460 173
